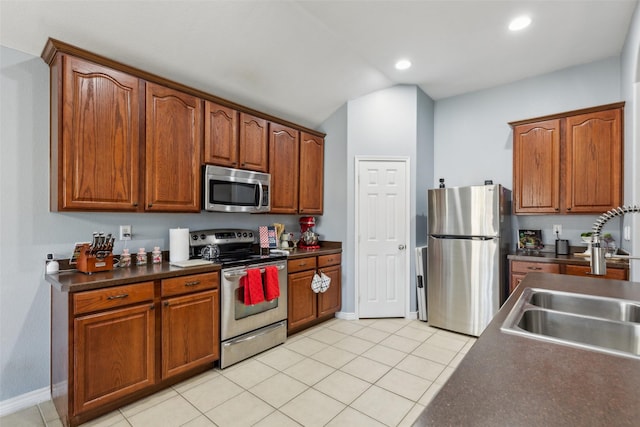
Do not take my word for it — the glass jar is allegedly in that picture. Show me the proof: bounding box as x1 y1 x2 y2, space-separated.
136 248 147 266
152 246 162 264
120 249 131 267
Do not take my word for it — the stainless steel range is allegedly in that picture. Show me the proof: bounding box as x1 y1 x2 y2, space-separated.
190 229 288 368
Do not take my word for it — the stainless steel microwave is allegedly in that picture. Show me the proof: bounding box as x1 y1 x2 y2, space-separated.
202 165 270 213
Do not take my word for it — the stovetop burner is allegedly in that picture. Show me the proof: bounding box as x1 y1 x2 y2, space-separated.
189 228 287 267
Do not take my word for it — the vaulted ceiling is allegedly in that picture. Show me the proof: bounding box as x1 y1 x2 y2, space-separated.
1 1 637 128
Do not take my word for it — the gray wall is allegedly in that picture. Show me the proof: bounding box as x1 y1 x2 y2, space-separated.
434 56 625 250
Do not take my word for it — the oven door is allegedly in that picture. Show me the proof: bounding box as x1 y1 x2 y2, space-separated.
220 260 287 341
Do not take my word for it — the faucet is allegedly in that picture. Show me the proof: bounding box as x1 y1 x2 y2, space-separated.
590 205 640 275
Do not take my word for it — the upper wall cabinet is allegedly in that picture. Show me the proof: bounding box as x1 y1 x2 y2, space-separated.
269 123 300 214
145 83 202 212
239 113 269 172
511 103 624 215
50 54 142 211
42 38 325 214
203 101 239 168
299 132 324 215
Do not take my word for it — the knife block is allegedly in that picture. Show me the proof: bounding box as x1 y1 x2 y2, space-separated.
77 245 114 274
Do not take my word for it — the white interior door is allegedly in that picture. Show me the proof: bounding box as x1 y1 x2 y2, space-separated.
357 159 408 318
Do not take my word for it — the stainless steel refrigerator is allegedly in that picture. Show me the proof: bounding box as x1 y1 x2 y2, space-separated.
427 184 511 336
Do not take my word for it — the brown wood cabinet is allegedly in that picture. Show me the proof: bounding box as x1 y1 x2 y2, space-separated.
239 113 269 172
287 253 341 334
510 259 628 294
269 123 300 214
203 101 239 167
160 273 219 379
299 132 325 215
50 54 142 211
44 38 326 215
512 119 561 214
51 271 220 427
564 264 628 280
145 82 202 212
511 103 623 214
564 108 623 213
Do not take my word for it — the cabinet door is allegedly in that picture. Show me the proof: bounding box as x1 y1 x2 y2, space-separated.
162 290 219 379
565 108 623 213
204 101 238 167
269 123 300 214
57 55 141 211
288 270 317 331
510 273 527 294
299 133 324 214
145 82 202 212
74 303 155 414
318 265 341 317
239 113 268 172
513 120 561 213
565 264 627 280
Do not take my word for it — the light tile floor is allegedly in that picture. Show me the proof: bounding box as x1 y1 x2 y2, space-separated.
1 318 476 427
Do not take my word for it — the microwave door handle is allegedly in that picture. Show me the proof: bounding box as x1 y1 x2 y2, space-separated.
256 182 264 209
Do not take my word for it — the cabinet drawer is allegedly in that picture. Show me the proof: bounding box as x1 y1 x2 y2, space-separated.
511 261 559 274
288 257 317 273
565 265 628 280
161 272 219 297
318 253 341 268
73 282 154 315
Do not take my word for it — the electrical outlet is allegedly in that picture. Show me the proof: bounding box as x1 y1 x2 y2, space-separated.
553 224 562 235
120 225 132 240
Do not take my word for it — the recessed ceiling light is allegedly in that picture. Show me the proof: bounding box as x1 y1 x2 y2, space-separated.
395 59 412 70
509 15 532 31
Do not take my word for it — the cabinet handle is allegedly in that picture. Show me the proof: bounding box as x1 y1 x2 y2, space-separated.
150 304 155 310
133 202 138 207
107 293 129 300
566 208 571 211
164 301 169 307
148 203 153 208
527 267 542 271
185 280 201 287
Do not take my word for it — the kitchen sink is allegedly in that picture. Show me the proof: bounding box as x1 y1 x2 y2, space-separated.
528 290 640 323
501 288 640 359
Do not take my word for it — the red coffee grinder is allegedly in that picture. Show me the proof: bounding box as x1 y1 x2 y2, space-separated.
299 216 320 249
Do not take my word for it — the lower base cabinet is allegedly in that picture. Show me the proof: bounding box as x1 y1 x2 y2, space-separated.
51 272 219 427
510 260 628 294
287 253 341 334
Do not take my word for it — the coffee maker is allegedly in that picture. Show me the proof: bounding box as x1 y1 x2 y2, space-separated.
299 216 320 249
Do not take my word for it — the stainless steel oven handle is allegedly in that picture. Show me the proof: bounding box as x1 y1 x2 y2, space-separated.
223 264 285 280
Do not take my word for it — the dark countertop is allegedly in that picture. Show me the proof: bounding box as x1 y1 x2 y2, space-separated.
413 272 640 426
508 249 630 269
45 241 342 293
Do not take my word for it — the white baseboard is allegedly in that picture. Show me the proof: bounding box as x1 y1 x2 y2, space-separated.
0 387 50 417
335 311 357 320
407 311 418 320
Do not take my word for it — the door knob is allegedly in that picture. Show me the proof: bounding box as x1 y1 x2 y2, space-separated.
398 244 406 250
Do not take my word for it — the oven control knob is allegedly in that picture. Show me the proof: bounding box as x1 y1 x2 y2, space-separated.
200 234 207 240
242 232 248 237
192 234 198 241
248 232 253 238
